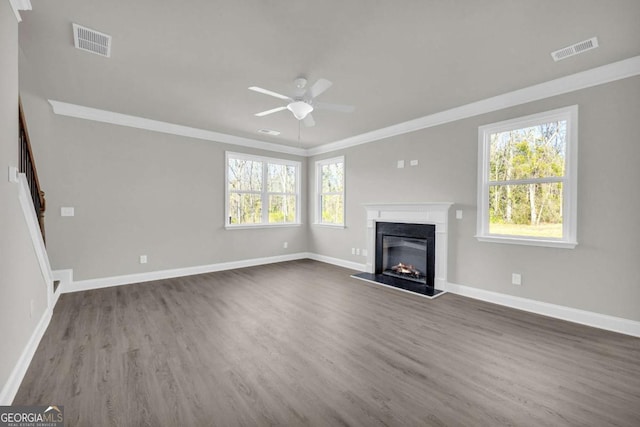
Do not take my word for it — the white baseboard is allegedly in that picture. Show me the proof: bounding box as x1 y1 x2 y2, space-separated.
444 282 640 338
51 269 72 306
62 253 310 293
310 254 640 338
306 253 366 271
57 254 640 338
0 306 52 405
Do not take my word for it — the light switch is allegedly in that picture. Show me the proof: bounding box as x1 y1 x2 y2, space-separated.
456 210 463 219
8 166 19 183
61 207 75 217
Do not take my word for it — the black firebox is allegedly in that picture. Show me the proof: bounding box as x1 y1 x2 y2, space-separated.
353 222 443 298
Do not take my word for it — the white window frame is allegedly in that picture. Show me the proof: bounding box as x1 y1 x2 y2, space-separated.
225 151 301 229
315 156 345 227
476 105 578 248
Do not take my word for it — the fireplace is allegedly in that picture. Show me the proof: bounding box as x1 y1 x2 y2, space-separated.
352 202 453 299
376 222 435 287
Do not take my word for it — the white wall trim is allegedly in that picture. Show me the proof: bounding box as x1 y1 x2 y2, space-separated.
307 55 640 156
46 56 640 159
8 0 31 22
306 253 366 271
61 253 310 293
47 100 307 157
51 269 72 306
0 305 51 405
58 254 640 337
61 253 366 295
444 281 640 338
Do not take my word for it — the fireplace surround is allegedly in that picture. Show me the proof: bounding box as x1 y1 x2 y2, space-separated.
352 202 453 299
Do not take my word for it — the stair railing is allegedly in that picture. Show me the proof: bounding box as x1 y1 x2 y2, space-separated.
18 99 46 244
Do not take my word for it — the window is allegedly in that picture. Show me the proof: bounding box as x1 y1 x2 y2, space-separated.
316 156 345 226
476 106 578 248
226 152 300 228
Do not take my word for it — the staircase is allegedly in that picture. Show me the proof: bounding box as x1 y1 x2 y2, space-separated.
17 99 54 300
18 100 46 244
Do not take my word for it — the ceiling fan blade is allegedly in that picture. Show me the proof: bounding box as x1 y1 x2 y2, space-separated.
303 114 315 127
248 86 292 101
314 102 355 113
308 78 332 98
255 106 287 117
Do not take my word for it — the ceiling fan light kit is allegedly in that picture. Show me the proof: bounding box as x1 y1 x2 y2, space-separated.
249 77 354 127
287 101 314 120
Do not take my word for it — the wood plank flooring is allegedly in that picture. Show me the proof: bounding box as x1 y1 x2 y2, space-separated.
13 260 640 426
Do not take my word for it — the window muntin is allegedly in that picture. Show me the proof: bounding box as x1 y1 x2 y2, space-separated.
477 106 577 248
226 152 300 227
316 157 345 226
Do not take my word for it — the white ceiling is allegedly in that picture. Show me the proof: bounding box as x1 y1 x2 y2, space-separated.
18 0 640 149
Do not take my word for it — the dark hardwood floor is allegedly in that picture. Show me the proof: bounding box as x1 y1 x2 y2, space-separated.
14 260 640 426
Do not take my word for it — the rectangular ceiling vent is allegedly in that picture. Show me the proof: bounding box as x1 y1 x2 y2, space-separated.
258 129 281 136
73 23 112 57
551 37 598 61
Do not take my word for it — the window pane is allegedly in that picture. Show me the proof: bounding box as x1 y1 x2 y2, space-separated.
489 120 566 182
489 183 563 238
228 192 262 224
228 159 262 191
284 165 296 193
321 162 344 193
321 194 344 224
267 163 297 193
268 195 296 223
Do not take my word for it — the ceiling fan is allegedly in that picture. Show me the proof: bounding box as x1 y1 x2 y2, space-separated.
249 77 354 127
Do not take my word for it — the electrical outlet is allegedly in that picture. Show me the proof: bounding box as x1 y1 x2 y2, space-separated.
512 273 522 285
397 160 405 168
456 210 463 219
356 248 361 255
351 247 356 255
410 159 419 166
362 249 368 257
283 241 288 249
140 255 148 264
61 207 75 217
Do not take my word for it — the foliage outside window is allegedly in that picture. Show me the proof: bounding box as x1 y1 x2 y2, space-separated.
316 156 345 226
477 106 578 248
226 152 300 227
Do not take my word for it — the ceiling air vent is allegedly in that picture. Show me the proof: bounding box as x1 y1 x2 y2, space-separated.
73 23 112 57
551 37 598 62
258 129 281 136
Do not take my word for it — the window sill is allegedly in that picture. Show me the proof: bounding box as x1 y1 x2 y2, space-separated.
476 235 577 249
225 223 302 230
313 223 346 229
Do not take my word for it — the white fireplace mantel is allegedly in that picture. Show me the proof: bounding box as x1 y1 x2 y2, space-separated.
363 202 453 290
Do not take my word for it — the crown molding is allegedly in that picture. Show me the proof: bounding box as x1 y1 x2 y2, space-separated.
48 55 640 158
307 55 640 156
47 101 307 156
9 0 31 22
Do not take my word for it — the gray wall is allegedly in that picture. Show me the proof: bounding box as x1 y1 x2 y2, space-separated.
19 90 308 281
309 76 640 322
0 2 49 402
